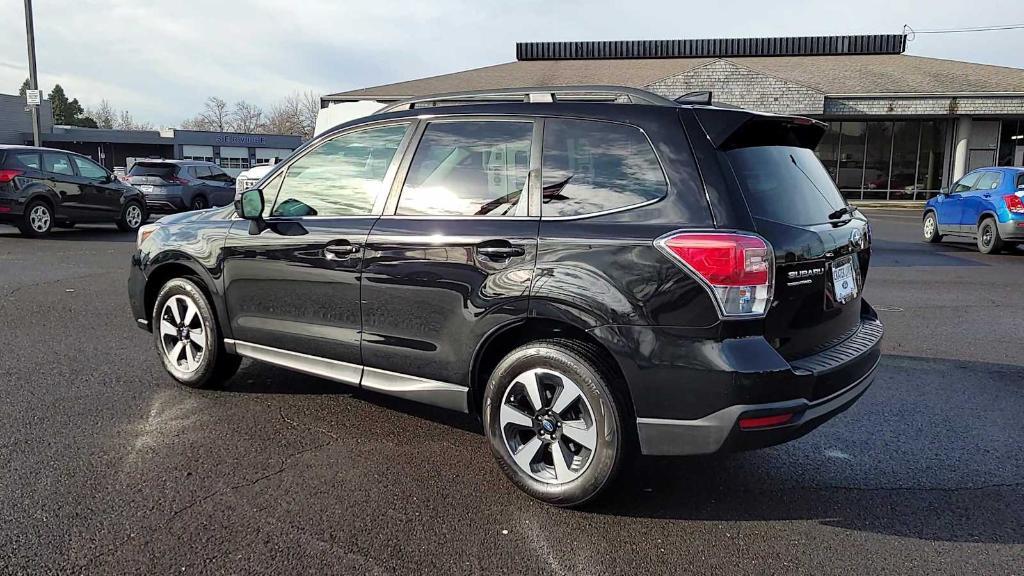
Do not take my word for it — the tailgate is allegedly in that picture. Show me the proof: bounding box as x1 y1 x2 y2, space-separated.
724 130 871 361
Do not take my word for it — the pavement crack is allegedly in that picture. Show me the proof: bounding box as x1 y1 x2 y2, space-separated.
276 405 340 441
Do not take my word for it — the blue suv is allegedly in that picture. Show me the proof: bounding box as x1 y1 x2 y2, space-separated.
923 167 1024 253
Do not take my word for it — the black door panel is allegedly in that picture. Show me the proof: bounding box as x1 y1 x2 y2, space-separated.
361 218 538 386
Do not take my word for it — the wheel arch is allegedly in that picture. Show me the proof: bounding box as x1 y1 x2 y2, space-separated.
469 317 635 420
143 256 228 338
977 210 999 226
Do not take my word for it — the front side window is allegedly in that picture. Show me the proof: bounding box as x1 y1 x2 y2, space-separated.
973 172 1002 191
72 156 108 180
42 153 74 176
397 121 533 216
541 119 666 217
952 173 981 193
272 123 409 217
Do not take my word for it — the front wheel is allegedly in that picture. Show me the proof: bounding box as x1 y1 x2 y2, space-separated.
190 196 208 211
117 201 145 232
483 339 628 507
923 212 941 243
977 217 1004 254
152 277 240 388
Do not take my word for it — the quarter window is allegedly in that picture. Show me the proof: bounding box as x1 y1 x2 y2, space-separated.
272 123 409 217
397 121 533 217
541 119 666 217
42 152 74 176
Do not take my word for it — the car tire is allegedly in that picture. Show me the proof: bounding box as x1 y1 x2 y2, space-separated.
18 199 53 237
116 201 146 232
483 338 629 507
977 217 1004 254
922 212 941 243
190 196 208 211
152 277 241 388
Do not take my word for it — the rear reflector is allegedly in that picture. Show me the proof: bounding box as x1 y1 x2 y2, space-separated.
656 232 773 316
1004 194 1024 214
739 413 794 430
0 206 10 213
0 169 24 184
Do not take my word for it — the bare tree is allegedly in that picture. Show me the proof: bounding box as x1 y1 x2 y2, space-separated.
115 110 152 131
230 100 265 133
199 96 229 132
262 91 321 138
180 116 209 131
88 100 117 129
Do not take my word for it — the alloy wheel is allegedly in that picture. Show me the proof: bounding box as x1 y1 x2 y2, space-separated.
499 368 598 484
923 217 935 239
981 225 993 248
159 294 206 373
125 204 143 229
29 205 51 232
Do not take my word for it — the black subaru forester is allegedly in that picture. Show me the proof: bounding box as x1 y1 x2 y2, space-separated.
128 87 882 506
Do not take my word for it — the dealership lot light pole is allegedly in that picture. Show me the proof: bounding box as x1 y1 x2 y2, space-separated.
23 0 41 147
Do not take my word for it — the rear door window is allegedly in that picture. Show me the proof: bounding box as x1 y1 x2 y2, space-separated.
397 120 532 216
42 152 74 176
972 171 1001 191
193 166 213 179
541 119 666 217
14 152 41 170
728 146 848 226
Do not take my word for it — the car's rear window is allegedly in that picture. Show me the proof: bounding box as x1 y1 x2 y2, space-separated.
129 163 177 178
728 146 847 226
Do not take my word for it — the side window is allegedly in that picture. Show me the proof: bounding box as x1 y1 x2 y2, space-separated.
973 172 1001 191
1017 174 1024 190
952 172 980 193
194 166 213 179
272 123 409 217
541 119 667 217
72 156 108 180
42 152 74 176
397 121 532 216
14 152 40 170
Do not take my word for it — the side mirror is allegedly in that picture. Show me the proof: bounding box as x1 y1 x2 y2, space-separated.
939 187 948 196
235 188 264 220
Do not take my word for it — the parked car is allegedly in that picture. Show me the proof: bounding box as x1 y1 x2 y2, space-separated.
922 167 1024 253
127 160 235 213
234 163 276 201
0 145 146 237
128 87 883 506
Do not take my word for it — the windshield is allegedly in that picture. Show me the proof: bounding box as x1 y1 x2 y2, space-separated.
728 146 847 226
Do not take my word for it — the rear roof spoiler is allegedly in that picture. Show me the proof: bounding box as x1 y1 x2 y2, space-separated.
692 107 827 150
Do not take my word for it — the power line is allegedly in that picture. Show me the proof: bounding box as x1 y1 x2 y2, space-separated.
904 23 1024 39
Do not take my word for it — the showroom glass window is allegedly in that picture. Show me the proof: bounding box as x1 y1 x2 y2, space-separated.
271 123 409 217
541 119 667 217
397 121 533 217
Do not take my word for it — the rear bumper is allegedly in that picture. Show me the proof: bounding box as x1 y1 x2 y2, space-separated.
997 218 1024 241
636 356 878 455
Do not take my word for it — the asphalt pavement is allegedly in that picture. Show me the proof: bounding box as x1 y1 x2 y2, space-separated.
1 210 1022 575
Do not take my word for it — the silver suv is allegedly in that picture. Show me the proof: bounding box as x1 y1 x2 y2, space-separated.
127 160 236 213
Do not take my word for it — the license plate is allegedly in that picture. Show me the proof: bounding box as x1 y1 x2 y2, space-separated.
831 256 858 304
140 185 153 193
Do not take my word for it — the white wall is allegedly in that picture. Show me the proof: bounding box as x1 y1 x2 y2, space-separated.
314 100 385 136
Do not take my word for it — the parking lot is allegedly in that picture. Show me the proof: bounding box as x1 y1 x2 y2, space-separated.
1 208 1022 575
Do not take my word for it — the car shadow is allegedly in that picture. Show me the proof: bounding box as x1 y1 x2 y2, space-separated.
0 224 138 242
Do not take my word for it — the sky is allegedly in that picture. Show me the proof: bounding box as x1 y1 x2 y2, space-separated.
1 0 1023 128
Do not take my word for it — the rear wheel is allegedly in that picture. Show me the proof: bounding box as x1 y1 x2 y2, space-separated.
922 212 941 243
152 277 241 388
977 217 1004 254
190 196 208 211
483 339 628 507
18 200 53 237
117 201 145 232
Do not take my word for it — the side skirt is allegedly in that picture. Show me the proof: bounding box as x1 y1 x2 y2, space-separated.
224 339 469 413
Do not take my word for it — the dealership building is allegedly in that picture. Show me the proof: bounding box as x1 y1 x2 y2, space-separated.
321 34 1024 201
0 93 302 177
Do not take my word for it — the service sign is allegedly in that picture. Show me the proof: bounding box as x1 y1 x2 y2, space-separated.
26 90 41 105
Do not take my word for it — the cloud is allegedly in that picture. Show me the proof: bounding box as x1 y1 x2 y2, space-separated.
1 0 1022 127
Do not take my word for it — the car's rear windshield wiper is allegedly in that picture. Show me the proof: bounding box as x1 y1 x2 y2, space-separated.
828 206 854 220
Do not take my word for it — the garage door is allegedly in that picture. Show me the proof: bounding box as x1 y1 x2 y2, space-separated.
218 146 250 176
254 148 294 166
182 145 214 162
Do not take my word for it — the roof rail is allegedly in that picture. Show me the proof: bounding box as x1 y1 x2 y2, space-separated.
374 85 679 114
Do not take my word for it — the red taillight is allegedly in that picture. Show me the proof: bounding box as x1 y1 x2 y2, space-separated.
739 413 794 430
657 232 773 316
167 175 190 185
1004 194 1024 214
0 169 24 184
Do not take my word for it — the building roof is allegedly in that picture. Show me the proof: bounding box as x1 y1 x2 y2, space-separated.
327 54 1024 102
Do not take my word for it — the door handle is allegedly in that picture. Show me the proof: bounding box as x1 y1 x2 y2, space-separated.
324 242 361 259
983 193 992 198
477 243 526 259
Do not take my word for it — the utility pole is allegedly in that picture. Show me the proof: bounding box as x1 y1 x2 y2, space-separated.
24 0 41 147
